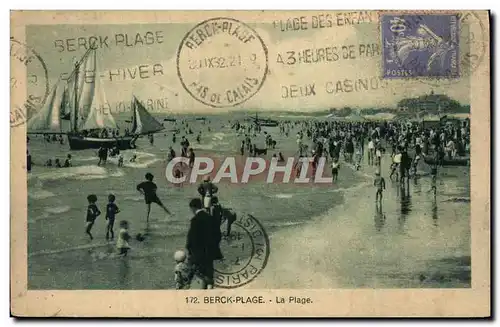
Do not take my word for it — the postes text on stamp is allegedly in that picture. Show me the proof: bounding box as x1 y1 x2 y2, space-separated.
10 38 49 127
214 214 270 288
177 17 268 108
381 14 460 79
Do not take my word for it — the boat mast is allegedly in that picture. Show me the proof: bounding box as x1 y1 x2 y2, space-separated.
67 47 92 132
131 96 138 134
73 61 79 132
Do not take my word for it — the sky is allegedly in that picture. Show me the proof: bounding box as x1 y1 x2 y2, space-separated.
25 13 473 114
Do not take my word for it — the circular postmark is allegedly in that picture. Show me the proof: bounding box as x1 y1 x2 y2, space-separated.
176 17 269 108
214 213 270 288
10 38 50 127
419 12 486 86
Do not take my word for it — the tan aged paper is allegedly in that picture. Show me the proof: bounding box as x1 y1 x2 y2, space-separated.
11 10 490 317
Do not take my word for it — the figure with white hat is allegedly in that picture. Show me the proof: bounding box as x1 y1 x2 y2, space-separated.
197 175 218 213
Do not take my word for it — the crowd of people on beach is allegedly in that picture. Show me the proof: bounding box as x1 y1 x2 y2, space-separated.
276 118 469 201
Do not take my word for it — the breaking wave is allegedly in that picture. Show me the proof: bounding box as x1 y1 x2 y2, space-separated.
28 188 56 200
273 193 294 199
44 205 71 214
212 132 226 141
32 166 109 181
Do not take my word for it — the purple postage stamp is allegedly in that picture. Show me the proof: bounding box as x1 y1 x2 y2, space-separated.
381 14 459 79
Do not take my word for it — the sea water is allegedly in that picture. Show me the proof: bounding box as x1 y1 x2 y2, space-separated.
26 115 470 289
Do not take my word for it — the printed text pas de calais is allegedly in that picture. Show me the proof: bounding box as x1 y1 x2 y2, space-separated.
185 296 313 305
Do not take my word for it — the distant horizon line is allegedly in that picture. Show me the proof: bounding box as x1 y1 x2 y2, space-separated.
120 106 471 116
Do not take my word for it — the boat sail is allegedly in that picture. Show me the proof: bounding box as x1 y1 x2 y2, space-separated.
64 50 116 132
27 48 164 150
130 96 164 135
26 79 66 133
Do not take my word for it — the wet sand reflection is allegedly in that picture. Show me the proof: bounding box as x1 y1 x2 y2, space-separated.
398 179 412 232
432 196 438 227
374 202 386 232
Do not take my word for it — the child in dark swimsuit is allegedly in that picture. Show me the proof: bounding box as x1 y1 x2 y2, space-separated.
105 194 120 240
85 194 101 241
136 173 172 223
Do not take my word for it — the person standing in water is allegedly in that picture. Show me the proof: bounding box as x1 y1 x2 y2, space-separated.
136 173 172 224
188 148 196 169
105 194 120 240
367 138 375 166
118 155 124 167
167 146 176 163
354 145 362 170
331 157 340 183
63 154 72 168
375 146 382 167
117 220 131 256
390 150 402 181
374 172 386 203
85 194 101 241
240 140 245 155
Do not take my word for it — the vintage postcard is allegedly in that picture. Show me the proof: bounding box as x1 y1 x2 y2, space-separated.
10 10 490 317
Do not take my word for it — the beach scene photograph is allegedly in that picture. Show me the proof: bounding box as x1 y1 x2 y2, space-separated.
16 12 478 291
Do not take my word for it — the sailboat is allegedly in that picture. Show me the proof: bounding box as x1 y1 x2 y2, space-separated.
67 96 164 150
27 49 164 150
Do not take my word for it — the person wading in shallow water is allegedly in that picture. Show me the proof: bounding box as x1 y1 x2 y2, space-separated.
374 171 386 203
136 172 172 224
185 198 221 289
97 147 108 166
85 194 101 241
